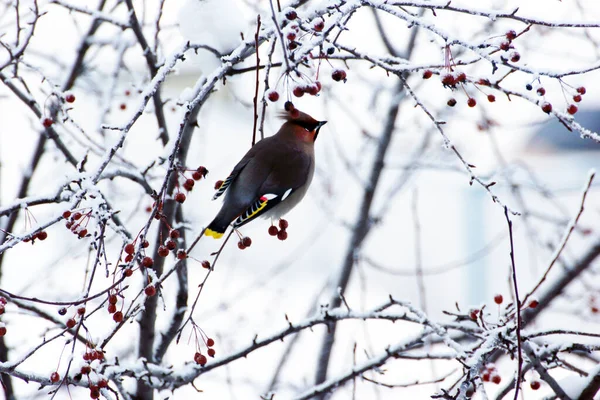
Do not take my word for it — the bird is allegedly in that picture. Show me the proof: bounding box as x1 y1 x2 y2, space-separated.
204 109 327 239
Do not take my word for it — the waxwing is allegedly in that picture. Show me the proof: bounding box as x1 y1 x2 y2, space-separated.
205 109 327 239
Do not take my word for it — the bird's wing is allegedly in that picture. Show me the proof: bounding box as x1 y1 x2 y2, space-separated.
232 149 312 228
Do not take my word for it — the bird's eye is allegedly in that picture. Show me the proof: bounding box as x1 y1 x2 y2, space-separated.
304 128 311 132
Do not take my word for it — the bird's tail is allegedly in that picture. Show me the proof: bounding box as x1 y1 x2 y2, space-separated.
205 218 228 239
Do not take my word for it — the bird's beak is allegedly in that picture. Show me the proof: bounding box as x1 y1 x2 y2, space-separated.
313 121 327 142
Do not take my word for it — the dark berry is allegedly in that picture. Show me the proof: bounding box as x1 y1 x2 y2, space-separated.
467 98 477 107
536 87 545 96
214 180 224 190
169 229 180 239
77 307 86 316
285 10 297 20
176 250 187 260
506 30 517 40
201 260 211 269
499 41 510 51
65 93 76 103
37 231 48 240
166 240 177 250
183 179 195 191
530 381 540 390
510 52 520 62
194 352 207 366
142 240 150 248
279 219 288 230
242 237 252 247
526 84 533 91
529 299 539 308
487 94 496 102
567 104 578 115
206 338 215 347
284 101 294 111
313 18 324 32
577 86 586 95
573 94 582 103
124 268 133 277
62 210 72 219
447 98 457 107
59 307 67 316
494 294 503 304
268 226 279 236
441 74 456 87
50 372 60 383
422 70 433 79
107 304 117 314
331 69 347 82
66 318 76 329
207 348 216 357
492 375 501 384
109 295 118 305
42 118 53 128
192 171 202 180
237 241 246 250
277 230 288 241
456 72 467 83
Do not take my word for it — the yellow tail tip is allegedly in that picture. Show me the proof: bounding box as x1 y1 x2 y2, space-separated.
205 228 224 239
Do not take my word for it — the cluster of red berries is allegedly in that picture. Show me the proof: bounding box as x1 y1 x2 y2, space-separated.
23 230 48 244
237 236 252 250
123 239 150 265
62 305 86 329
194 337 216 366
424 69 491 108
531 84 586 115
157 229 187 260
498 30 521 63
82 348 105 362
106 293 123 322
481 364 501 384
63 210 91 239
179 166 208 194
268 219 289 241
0 297 7 337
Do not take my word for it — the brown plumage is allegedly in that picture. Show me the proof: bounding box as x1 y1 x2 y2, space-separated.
205 109 326 239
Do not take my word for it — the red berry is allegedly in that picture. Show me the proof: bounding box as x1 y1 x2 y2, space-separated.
237 241 246 250
77 307 86 315
124 89 131 96
441 74 456 87
124 254 133 263
42 118 53 128
0 327 6 336
194 352 207 366
113 311 123 323
313 18 324 32
67 318 76 329
169 229 180 239
529 300 539 308
192 171 202 180
144 285 157 297
62 211 72 219
494 294 503 304
286 32 296 41
119 103 126 110
422 70 433 79
175 192 186 203
158 246 169 257
573 94 582 103
206 338 215 347
491 375 501 384
214 180 224 190
467 98 477 107
567 104 578 115
487 94 496 102
183 179 195 191
292 86 305 97
107 304 117 314
541 102 552 114
478 78 491 86
65 93 76 103
83 352 90 361
267 90 280 102
50 372 60 383
176 250 187 260
499 41 510 51
331 69 347 82
124 243 135 255
536 87 546 96
482 372 490 382
81 365 91 375
166 240 177 250
72 212 82 220
0 306 4 315
285 10 297 20
530 380 541 390
306 85 319 96
201 260 211 269
207 348 216 357
0 297 6 305
506 30 517 40
268 226 279 236
142 240 150 248
315 81 322 92
577 86 586 95
78 229 88 238
98 379 108 388
510 52 520 62
456 72 467 83
124 268 133 277
279 219 289 230
141 256 154 268
447 98 457 107
470 310 479 320
284 101 294 111
242 237 252 247
90 387 100 399
277 230 288 241
37 231 48 240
